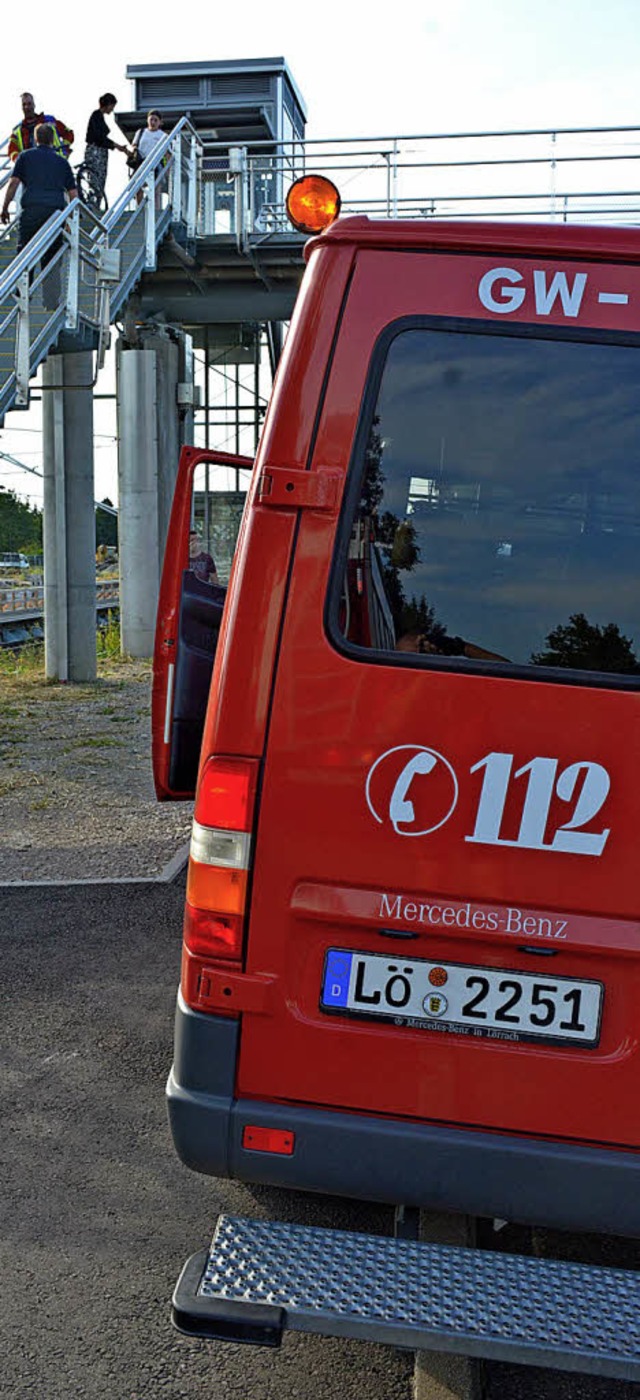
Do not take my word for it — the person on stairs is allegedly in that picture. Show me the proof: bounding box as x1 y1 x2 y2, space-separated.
8 91 73 161
83 93 130 210
1 124 78 310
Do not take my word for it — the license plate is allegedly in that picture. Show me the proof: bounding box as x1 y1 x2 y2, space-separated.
320 949 603 1046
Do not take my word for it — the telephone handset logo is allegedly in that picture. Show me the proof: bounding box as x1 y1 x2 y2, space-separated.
389 750 437 829
366 745 459 837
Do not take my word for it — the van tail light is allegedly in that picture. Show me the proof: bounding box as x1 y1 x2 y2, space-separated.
182 905 243 960
182 756 259 1008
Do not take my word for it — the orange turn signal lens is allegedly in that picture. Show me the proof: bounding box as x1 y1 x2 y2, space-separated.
186 858 248 915
286 175 341 234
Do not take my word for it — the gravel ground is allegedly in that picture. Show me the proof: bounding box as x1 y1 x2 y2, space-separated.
1 881 413 1400
0 655 192 882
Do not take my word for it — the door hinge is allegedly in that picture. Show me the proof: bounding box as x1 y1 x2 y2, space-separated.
258 466 340 511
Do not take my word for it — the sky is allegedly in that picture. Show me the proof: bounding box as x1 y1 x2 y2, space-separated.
3 0 640 509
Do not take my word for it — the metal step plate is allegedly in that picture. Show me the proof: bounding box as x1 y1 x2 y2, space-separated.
171 1214 640 1379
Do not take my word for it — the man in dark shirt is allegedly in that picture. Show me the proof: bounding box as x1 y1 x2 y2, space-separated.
189 531 220 584
1 124 78 308
83 93 129 210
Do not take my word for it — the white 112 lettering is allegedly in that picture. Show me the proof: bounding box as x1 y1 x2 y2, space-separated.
466 752 610 856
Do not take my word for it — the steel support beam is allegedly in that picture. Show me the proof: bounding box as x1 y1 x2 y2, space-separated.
42 352 96 682
137 287 299 324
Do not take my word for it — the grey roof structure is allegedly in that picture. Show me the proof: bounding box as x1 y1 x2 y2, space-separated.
120 56 306 145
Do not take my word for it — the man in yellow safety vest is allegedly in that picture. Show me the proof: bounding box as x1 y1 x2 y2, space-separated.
8 92 73 162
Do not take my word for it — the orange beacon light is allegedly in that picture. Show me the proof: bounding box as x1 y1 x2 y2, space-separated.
286 175 342 234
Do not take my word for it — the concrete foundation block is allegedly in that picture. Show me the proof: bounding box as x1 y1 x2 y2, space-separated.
413 1212 484 1400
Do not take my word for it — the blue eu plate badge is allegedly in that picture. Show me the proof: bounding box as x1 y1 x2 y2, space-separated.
322 950 353 1008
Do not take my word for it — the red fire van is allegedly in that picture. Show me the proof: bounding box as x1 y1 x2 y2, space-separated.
153 215 640 1377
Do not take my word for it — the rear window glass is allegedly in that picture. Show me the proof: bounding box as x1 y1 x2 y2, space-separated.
337 325 640 679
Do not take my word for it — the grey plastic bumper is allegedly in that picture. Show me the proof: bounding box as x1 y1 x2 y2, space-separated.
168 993 640 1238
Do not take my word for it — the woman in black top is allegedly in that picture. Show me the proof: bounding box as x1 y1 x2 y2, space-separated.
83 93 129 210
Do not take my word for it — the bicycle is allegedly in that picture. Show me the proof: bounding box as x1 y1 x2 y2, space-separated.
75 160 109 216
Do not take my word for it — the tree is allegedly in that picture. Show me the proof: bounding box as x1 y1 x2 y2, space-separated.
531 612 640 673
95 499 118 549
0 487 42 553
359 416 424 629
400 593 448 647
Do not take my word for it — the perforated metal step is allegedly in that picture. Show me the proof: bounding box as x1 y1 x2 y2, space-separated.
172 1214 640 1380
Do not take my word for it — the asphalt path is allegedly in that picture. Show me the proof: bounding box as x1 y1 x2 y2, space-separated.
3 881 640 1400
1 880 412 1400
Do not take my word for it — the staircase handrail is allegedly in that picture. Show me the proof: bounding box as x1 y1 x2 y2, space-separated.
0 139 11 193
99 117 201 314
104 115 201 230
0 118 201 420
0 201 107 331
0 198 107 303
0 199 111 414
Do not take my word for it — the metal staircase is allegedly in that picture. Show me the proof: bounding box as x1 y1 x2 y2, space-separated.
0 117 201 422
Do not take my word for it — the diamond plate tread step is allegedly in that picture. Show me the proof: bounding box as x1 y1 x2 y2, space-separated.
171 1215 640 1380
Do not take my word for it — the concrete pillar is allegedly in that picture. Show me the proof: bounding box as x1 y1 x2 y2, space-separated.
116 327 193 658
116 347 160 658
42 351 96 682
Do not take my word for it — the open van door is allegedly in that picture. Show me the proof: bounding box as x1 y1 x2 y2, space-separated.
152 445 253 800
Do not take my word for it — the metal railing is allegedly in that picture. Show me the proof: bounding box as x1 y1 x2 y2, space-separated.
199 124 640 247
0 134 12 193
0 199 110 417
1 119 640 418
0 577 118 616
0 117 202 419
103 117 201 318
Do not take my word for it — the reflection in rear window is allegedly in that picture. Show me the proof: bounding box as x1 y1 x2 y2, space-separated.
340 327 640 677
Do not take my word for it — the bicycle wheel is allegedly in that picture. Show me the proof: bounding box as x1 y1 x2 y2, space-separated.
75 163 108 215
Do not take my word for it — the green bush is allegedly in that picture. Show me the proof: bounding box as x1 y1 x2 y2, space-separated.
0 640 44 678
96 612 121 659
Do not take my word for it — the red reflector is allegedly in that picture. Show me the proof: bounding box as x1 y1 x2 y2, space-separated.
195 756 258 831
183 901 243 959
242 1125 295 1155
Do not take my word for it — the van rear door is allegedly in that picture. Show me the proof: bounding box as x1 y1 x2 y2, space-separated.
237 236 640 1151
152 446 253 799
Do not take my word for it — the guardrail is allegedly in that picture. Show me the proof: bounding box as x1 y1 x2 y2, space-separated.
198 124 640 248
0 579 119 616
1 119 640 419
